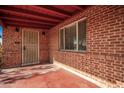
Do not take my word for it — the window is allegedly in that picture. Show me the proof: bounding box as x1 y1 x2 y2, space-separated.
65 24 76 50
78 20 86 51
59 18 86 51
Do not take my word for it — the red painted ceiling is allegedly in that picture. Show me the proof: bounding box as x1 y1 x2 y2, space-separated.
0 5 89 29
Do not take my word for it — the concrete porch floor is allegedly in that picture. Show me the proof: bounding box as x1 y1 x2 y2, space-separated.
0 64 99 88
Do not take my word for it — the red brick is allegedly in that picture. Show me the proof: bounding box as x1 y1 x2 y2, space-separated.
2 27 49 68
48 6 124 87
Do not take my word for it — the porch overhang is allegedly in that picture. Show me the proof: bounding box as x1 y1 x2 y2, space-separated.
0 5 90 29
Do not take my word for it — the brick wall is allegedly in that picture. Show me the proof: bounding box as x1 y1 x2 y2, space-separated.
2 26 49 68
48 6 124 87
39 30 49 64
2 26 22 68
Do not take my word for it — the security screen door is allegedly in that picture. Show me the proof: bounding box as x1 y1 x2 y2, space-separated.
22 29 39 66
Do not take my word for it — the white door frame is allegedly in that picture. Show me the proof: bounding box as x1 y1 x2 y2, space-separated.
22 28 40 66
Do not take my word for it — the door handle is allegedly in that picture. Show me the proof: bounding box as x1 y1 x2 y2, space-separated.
23 46 26 51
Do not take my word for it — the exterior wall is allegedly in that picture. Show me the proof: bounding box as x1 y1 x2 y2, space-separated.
48 6 124 87
2 26 22 68
39 29 49 64
2 26 49 68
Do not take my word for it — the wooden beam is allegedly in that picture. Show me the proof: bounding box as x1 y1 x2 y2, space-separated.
72 5 90 10
0 6 61 22
6 24 50 29
71 5 84 10
37 5 72 17
4 22 50 29
1 17 55 26
3 20 53 28
5 5 65 21
0 13 58 24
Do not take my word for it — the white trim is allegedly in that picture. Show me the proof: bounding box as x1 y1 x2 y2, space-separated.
53 61 112 88
60 49 86 53
22 28 40 66
60 17 87 30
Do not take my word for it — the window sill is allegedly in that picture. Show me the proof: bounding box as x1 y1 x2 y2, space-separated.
59 49 87 53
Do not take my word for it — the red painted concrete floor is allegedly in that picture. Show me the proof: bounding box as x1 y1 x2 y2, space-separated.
0 64 99 88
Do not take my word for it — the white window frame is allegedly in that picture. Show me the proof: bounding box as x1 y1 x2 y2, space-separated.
59 17 87 52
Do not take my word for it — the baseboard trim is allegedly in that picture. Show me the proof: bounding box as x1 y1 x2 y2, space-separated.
53 61 112 88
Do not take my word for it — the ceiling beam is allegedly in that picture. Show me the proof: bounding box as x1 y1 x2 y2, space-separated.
1 17 55 26
0 7 61 22
37 5 72 17
71 5 84 10
6 23 50 29
0 13 59 24
4 22 50 29
3 20 53 28
5 5 65 21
